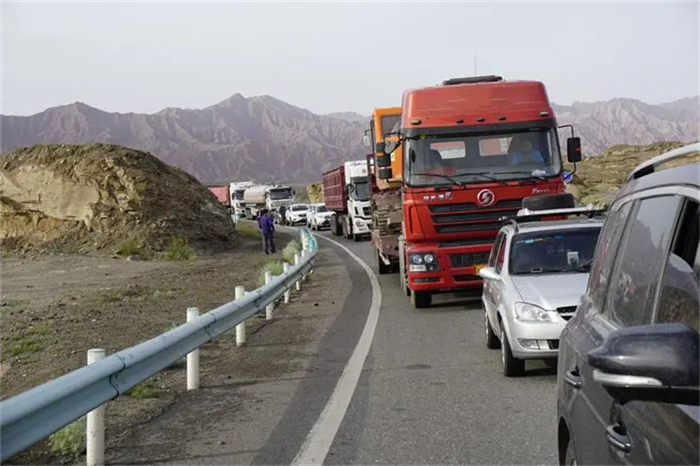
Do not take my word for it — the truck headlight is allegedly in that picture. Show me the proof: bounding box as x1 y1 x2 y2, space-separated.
409 253 439 272
354 219 364 227
514 302 552 322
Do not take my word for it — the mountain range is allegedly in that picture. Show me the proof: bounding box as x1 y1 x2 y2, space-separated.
1 94 697 184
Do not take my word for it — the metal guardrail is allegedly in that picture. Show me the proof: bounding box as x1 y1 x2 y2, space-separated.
0 229 318 462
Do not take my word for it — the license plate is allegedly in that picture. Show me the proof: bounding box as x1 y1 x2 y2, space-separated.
474 264 486 275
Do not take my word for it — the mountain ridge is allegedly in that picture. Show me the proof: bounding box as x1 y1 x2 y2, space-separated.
1 94 697 184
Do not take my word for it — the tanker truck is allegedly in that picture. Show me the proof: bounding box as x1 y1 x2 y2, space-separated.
243 184 295 219
229 180 255 218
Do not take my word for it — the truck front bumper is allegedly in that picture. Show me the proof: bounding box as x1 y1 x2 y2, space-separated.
407 242 494 293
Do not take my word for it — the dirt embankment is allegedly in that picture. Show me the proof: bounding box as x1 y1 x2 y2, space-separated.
565 141 699 206
1 144 237 257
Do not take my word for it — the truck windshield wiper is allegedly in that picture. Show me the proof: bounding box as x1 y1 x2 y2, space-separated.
453 172 508 185
501 170 548 181
413 172 464 186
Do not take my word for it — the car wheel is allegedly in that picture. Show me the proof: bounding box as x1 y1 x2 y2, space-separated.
501 328 525 377
563 437 577 466
485 310 500 349
410 289 431 309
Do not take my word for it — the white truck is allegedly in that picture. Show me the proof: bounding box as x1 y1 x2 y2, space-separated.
322 160 372 241
229 181 255 219
243 184 295 220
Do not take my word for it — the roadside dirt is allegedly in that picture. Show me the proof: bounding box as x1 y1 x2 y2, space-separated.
1 231 294 465
103 244 353 466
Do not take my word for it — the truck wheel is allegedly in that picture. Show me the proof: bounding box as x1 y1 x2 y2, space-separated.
375 249 392 275
410 290 431 309
354 233 362 242
522 193 575 211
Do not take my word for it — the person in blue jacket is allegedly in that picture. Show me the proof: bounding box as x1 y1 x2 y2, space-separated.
257 209 276 254
510 137 545 165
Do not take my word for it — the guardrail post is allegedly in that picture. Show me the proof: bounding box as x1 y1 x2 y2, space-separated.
235 286 246 346
295 253 302 291
283 263 291 303
86 348 105 466
186 307 200 390
265 271 274 320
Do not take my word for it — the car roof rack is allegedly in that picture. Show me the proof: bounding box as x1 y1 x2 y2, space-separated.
628 142 700 181
498 205 607 233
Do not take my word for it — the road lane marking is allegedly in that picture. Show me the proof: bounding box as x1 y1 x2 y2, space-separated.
291 233 381 466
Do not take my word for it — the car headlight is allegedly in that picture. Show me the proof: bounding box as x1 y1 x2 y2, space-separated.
514 302 552 322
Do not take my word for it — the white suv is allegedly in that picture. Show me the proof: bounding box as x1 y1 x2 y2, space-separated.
479 199 605 377
285 204 309 226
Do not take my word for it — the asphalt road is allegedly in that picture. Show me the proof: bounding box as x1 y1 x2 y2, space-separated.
315 230 559 465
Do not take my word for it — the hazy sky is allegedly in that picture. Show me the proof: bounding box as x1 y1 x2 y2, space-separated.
2 1 698 116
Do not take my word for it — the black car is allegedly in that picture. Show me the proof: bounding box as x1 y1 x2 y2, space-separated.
557 143 700 465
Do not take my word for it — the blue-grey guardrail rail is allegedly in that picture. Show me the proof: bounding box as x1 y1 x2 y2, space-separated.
0 229 318 461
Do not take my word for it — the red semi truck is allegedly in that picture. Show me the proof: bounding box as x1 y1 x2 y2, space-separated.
371 75 582 308
208 186 232 212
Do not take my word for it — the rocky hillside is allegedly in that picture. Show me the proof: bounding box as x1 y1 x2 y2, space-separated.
553 96 698 155
566 141 700 206
1 94 697 184
0 144 236 256
1 96 367 185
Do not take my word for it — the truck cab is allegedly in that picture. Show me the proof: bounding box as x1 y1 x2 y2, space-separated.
266 185 295 212
344 160 372 239
384 75 582 308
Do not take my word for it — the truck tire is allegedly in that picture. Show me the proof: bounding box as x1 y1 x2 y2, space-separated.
354 233 362 242
410 290 432 309
376 249 393 275
330 215 341 236
522 193 575 211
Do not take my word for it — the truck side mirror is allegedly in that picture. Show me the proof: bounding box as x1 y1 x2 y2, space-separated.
567 137 582 163
363 131 371 148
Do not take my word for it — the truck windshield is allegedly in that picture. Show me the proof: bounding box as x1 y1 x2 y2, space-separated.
404 129 562 187
352 182 370 201
380 115 401 137
509 227 602 275
233 190 245 201
269 188 293 200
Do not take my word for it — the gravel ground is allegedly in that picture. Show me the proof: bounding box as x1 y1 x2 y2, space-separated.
1 232 294 465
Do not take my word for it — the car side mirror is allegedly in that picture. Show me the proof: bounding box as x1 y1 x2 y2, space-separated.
567 137 582 163
588 323 699 406
478 266 501 282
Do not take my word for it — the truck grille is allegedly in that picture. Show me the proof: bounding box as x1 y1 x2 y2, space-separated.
450 252 490 268
429 198 523 235
363 207 371 216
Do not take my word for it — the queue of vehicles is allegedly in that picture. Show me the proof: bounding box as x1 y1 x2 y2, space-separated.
319 74 698 464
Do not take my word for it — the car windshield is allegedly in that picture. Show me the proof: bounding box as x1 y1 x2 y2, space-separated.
404 129 562 187
316 205 328 212
509 227 602 275
291 205 308 211
353 182 370 201
269 188 293 200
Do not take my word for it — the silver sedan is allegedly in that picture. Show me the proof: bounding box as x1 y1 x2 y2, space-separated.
479 217 603 377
